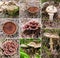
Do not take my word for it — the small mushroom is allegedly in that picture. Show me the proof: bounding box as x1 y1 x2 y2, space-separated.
44 33 59 51
46 5 57 21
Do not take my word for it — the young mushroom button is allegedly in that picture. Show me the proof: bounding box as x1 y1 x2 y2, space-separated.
46 5 57 21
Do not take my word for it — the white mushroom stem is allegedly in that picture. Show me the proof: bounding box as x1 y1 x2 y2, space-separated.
48 13 54 21
46 5 57 21
49 38 53 51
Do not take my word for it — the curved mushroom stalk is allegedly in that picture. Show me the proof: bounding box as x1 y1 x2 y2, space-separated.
46 5 57 21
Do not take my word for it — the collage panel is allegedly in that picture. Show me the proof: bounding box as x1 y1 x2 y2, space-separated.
0 0 60 58
0 18 19 39
0 39 19 58
42 29 60 58
19 18 42 39
0 0 19 18
42 0 60 29
20 38 42 58
20 1 41 18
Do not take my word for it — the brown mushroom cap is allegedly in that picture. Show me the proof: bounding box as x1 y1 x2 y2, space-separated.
3 22 17 35
27 7 39 14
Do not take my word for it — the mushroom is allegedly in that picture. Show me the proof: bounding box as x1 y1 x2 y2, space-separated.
22 20 41 38
46 5 57 21
44 33 59 52
3 22 17 35
27 42 41 55
2 40 18 55
27 42 41 48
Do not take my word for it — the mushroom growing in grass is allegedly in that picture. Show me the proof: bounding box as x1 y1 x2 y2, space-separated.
46 5 57 21
44 33 59 52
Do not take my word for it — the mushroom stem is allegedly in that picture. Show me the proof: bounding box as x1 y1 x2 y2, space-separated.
49 38 53 51
48 13 54 21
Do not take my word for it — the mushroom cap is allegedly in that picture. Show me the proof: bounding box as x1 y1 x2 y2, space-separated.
46 5 57 13
27 42 41 48
44 33 59 39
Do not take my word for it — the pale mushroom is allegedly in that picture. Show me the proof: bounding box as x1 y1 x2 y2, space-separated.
44 33 59 52
46 5 57 21
27 42 41 48
27 42 41 54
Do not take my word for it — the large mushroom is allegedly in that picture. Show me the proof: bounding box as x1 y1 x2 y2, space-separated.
46 5 57 21
44 33 59 52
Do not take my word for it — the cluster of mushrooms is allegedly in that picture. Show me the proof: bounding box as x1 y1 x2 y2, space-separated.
0 1 19 16
22 20 41 38
1 40 18 55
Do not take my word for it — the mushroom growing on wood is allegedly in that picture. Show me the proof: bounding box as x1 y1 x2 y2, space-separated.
44 33 59 52
46 5 57 21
